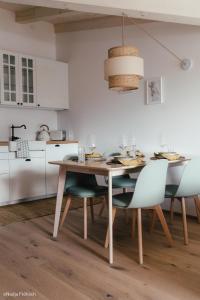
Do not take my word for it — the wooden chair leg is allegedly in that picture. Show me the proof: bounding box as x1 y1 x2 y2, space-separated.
180 197 189 245
90 198 94 223
125 210 129 224
149 209 157 234
59 196 72 229
104 207 117 248
84 198 88 240
155 205 173 247
123 188 129 224
131 209 137 239
137 208 143 265
194 197 200 223
99 196 106 217
170 198 175 223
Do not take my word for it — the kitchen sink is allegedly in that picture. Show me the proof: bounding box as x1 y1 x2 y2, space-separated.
9 141 46 152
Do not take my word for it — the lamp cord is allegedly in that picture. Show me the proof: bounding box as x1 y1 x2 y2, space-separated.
122 13 182 62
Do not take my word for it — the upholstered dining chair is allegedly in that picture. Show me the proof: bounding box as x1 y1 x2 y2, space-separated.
99 152 137 218
104 160 172 264
59 171 108 240
162 158 200 245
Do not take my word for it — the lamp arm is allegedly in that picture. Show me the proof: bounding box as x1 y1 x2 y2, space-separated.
123 13 192 70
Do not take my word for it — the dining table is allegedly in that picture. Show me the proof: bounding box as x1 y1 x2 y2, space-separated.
49 157 189 265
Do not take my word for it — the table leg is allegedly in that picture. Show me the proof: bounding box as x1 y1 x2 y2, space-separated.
53 166 66 239
108 171 113 264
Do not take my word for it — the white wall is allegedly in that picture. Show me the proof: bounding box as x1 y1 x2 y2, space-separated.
57 21 200 156
56 21 200 215
0 8 57 140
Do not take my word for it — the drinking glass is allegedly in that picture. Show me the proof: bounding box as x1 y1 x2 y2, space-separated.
119 134 128 156
67 129 74 141
78 145 85 163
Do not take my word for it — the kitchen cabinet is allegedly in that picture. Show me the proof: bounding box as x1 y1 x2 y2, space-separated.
0 142 78 206
19 55 36 107
46 143 78 194
9 151 46 201
0 50 69 110
36 57 69 110
0 51 19 106
0 159 10 204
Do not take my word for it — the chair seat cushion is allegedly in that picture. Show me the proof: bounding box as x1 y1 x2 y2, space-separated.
112 192 133 208
112 177 137 189
165 185 178 198
66 185 107 198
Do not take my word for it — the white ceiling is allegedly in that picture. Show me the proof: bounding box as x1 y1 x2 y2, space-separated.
0 0 154 33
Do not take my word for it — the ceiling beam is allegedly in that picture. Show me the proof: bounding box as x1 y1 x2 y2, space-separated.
3 0 200 26
16 7 70 23
54 16 152 33
54 16 153 33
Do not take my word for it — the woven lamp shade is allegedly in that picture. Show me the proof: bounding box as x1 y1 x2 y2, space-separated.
104 46 144 91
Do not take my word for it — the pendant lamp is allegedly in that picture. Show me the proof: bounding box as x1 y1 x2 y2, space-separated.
104 15 144 91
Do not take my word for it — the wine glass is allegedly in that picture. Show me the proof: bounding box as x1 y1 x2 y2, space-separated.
129 136 136 157
160 133 168 152
87 134 96 153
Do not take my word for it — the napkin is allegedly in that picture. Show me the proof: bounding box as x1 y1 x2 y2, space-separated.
161 153 181 161
154 152 182 161
118 158 144 167
85 152 102 158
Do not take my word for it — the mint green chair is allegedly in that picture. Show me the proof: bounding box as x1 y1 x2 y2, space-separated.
60 171 107 240
104 160 173 264
164 158 200 245
99 152 137 218
108 153 137 190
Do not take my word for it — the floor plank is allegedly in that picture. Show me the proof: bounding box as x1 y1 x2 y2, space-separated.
0 203 200 300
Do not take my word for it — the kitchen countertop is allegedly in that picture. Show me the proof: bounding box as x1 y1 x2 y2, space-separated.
0 140 78 146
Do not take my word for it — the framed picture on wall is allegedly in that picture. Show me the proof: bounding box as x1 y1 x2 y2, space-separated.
146 77 163 105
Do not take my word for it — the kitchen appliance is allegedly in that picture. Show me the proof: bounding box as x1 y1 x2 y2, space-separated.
37 125 50 141
50 130 66 141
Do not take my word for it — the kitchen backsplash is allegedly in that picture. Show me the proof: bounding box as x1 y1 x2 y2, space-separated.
0 107 58 141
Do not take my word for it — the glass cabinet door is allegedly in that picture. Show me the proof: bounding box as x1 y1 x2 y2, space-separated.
1 53 18 105
20 56 36 106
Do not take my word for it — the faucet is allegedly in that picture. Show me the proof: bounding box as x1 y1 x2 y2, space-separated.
10 124 27 141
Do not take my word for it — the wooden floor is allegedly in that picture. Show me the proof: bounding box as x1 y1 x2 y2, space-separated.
0 203 200 300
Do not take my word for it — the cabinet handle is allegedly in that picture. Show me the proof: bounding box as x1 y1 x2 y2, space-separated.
17 102 20 105
37 104 40 107
21 103 23 106
55 144 60 147
25 158 31 161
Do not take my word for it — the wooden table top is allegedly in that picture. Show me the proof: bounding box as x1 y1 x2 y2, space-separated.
49 158 189 176
49 159 144 171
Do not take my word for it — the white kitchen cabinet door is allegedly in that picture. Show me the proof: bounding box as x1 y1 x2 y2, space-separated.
10 155 46 201
0 159 10 204
36 58 69 110
19 55 36 107
0 51 20 106
0 173 10 205
46 144 78 195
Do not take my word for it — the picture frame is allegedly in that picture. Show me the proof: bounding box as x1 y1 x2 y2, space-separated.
146 77 163 105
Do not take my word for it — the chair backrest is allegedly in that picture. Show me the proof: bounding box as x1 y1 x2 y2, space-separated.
128 160 168 208
65 172 98 189
175 158 200 197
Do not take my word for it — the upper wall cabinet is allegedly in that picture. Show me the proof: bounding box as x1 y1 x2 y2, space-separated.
36 58 69 110
19 55 36 107
0 52 19 106
0 50 69 110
